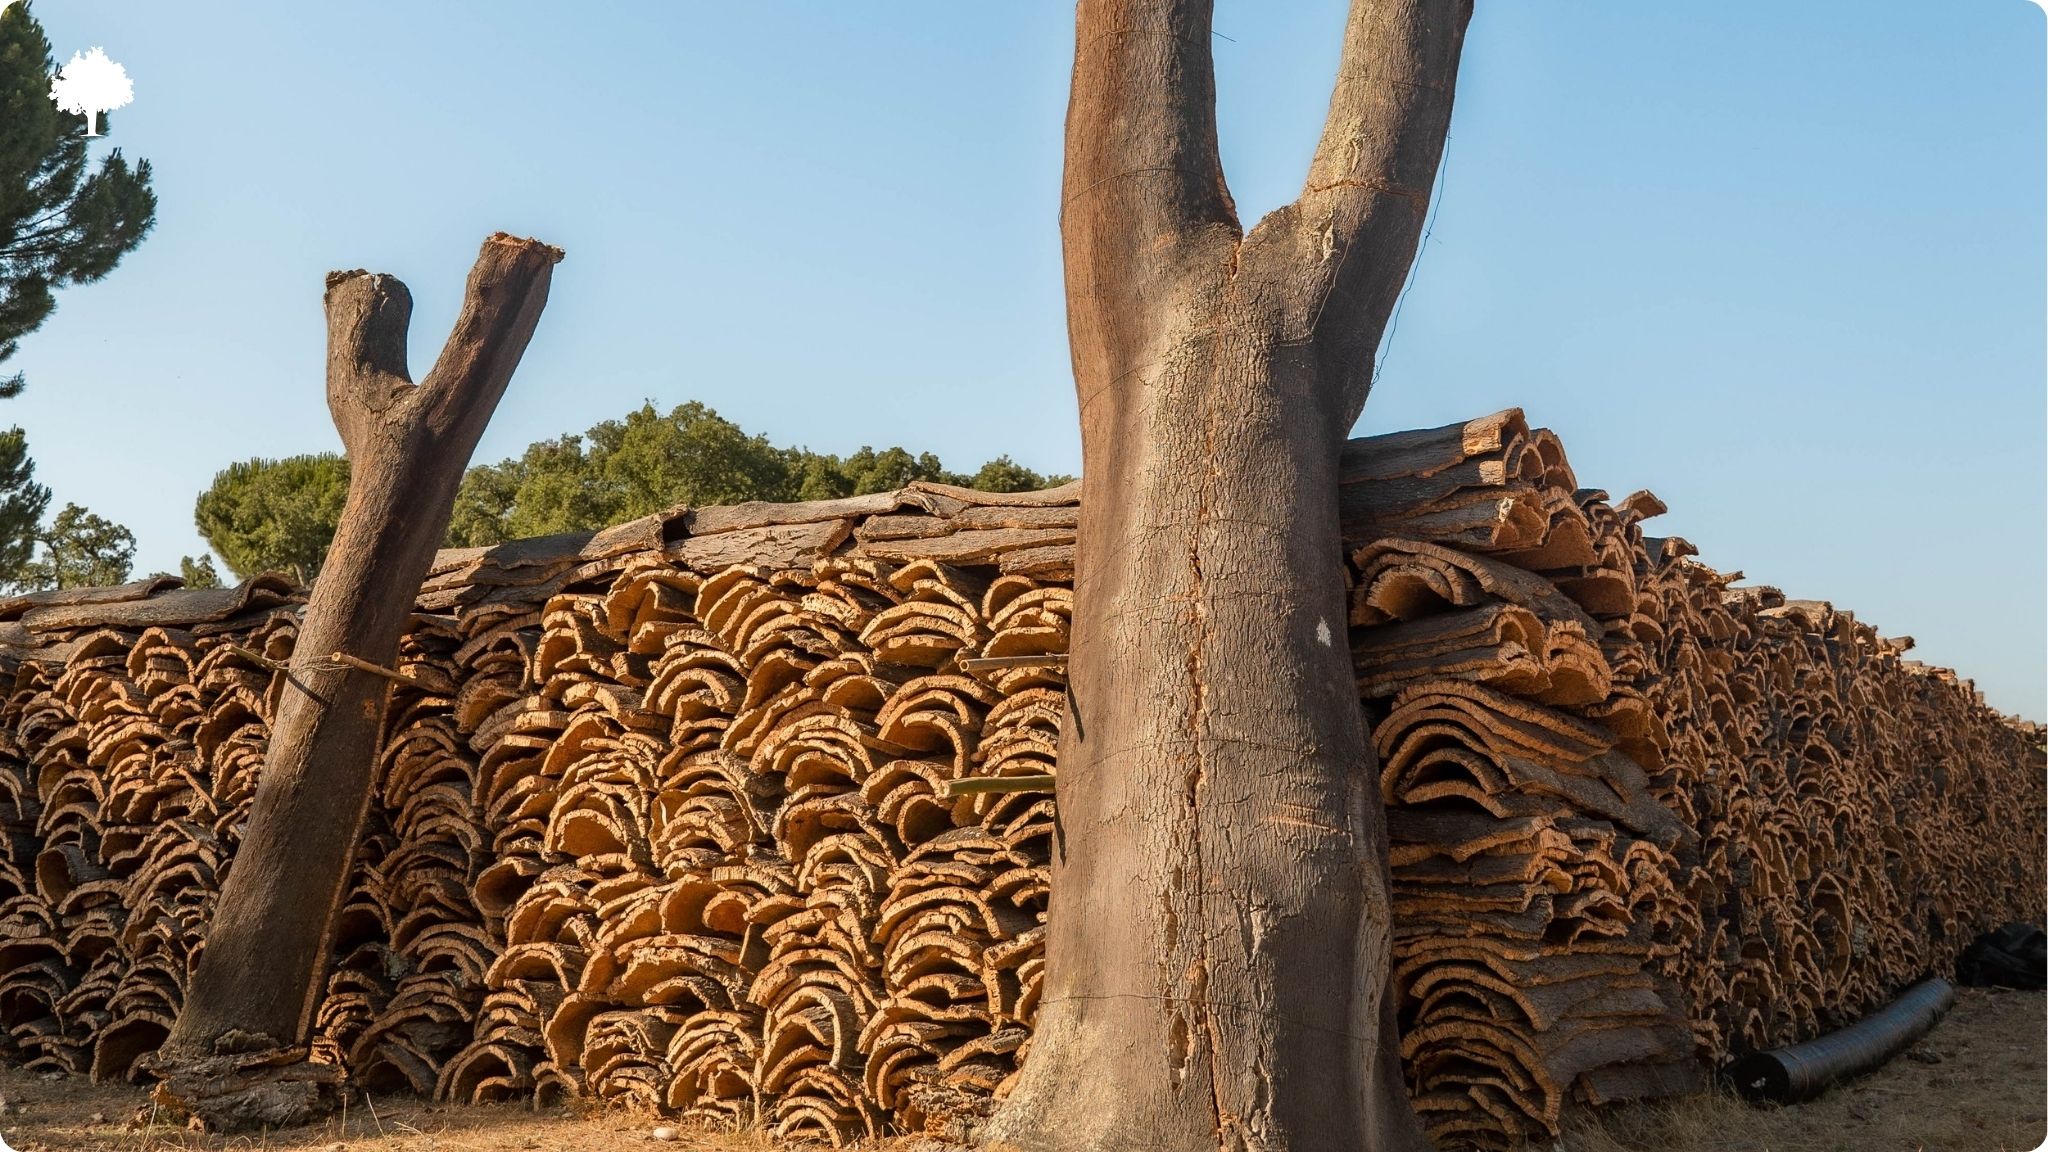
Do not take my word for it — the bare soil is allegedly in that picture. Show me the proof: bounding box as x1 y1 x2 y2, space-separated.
0 990 2038 1152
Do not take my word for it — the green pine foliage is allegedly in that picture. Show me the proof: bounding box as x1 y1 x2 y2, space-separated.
0 426 48 579
194 453 350 582
178 553 220 588
146 554 224 589
0 4 151 588
0 2 157 397
15 501 133 590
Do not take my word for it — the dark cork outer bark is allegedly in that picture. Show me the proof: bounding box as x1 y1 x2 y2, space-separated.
981 2 1470 1150
162 234 562 1059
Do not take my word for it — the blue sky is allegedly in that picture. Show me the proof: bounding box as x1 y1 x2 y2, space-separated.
12 1 2044 717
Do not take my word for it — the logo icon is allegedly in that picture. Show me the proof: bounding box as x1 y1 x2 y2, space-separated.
49 47 134 137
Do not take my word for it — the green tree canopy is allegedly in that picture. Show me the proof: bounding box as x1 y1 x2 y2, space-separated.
445 401 1071 547
194 453 350 582
961 455 1064 495
0 426 48 581
148 553 221 589
15 501 132 590
0 2 157 397
451 402 799 545
808 445 955 499
197 403 1072 569
179 554 221 588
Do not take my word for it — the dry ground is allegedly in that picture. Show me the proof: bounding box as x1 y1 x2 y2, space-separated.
1540 987 2046 1152
0 990 2038 1152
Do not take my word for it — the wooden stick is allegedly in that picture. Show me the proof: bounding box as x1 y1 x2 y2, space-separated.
956 654 1069 672
942 774 1058 798
327 651 431 691
221 643 287 672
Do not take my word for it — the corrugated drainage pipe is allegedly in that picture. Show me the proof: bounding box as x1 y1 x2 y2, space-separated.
1725 977 1956 1104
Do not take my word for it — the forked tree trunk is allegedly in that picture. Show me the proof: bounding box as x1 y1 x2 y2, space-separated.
161 234 562 1065
980 3 1469 1150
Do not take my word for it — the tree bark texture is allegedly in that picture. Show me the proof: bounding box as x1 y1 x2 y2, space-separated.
980 3 1469 1151
162 234 562 1060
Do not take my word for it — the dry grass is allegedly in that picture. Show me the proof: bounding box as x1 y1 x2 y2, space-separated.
0 990 2038 1151
0 1085 787 1152
1535 988 2047 1152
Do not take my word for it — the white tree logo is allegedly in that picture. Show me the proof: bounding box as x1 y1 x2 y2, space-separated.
49 47 134 137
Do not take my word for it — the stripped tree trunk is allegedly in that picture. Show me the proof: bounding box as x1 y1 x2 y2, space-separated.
980 3 1470 1151
160 235 562 1078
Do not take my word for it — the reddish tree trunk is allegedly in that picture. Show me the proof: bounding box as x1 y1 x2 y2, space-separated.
981 3 1470 1150
161 235 562 1068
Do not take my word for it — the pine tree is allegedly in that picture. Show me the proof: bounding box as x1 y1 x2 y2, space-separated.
151 553 222 589
0 1 156 396
194 454 351 583
178 553 220 589
0 426 48 578
15 501 133 590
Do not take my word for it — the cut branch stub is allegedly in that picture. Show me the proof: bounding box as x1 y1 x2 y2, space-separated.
324 271 416 454
157 235 561 1120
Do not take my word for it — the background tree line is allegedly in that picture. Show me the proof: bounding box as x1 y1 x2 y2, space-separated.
193 400 1071 584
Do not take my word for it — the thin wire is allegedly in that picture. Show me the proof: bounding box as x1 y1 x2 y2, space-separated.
1370 130 1454 395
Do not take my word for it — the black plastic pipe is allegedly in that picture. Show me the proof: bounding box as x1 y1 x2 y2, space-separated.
1726 977 1956 1104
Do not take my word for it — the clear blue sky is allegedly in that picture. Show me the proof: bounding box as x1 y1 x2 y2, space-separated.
13 2 2044 717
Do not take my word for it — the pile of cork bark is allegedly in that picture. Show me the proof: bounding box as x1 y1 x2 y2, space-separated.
0 576 301 1081
417 538 1073 1140
1344 413 1700 1146
0 410 2036 1151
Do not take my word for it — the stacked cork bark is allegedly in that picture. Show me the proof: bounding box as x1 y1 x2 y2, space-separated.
321 486 1080 1144
1640 561 2048 1061
1341 413 2042 1146
0 411 2036 1151
1341 413 1701 1147
0 577 302 1080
